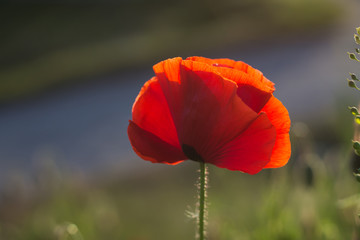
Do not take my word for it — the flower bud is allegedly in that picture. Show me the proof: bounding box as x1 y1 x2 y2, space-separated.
356 116 360 124
357 48 360 54
354 172 360 182
357 27 360 35
348 52 359 61
348 79 357 88
350 73 359 81
349 106 359 115
353 141 360 150
355 34 360 45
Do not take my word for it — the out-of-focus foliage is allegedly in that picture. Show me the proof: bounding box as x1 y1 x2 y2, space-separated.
0 124 359 240
347 27 360 181
0 0 340 104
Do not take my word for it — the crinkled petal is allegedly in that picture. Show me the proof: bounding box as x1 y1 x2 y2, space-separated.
153 58 261 164
261 96 291 168
186 56 274 90
187 56 274 112
236 85 272 113
186 56 248 72
132 76 180 148
128 121 186 164
207 113 276 174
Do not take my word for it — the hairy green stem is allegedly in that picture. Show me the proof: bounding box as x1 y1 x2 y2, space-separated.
198 162 206 240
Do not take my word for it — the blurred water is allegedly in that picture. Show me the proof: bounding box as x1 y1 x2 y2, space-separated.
0 71 150 176
0 5 359 178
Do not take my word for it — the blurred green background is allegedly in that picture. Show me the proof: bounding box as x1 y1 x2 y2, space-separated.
0 0 340 104
2 0 360 239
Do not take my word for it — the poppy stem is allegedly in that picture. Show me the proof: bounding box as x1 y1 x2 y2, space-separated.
198 162 207 240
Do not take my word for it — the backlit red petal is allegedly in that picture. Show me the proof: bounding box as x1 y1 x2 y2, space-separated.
261 96 291 168
186 56 274 90
186 56 248 72
132 76 180 148
265 133 291 168
153 57 183 84
128 121 186 164
207 113 276 174
154 58 261 164
187 56 274 112
212 64 275 94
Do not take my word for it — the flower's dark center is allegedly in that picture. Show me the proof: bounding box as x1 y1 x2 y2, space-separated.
182 144 204 162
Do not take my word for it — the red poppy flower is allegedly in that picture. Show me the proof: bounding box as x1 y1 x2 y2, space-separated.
128 57 291 174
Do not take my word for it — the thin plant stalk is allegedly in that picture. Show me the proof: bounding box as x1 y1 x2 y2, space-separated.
198 162 207 240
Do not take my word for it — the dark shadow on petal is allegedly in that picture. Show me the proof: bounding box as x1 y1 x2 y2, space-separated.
128 120 186 164
182 144 204 162
237 85 272 113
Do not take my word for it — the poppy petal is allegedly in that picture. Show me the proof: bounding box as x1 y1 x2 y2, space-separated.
132 76 180 148
186 56 248 72
154 58 261 163
186 56 274 91
219 67 273 112
236 85 272 113
207 112 276 174
265 133 291 168
187 56 274 112
128 121 186 164
130 56 290 172
261 96 291 168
